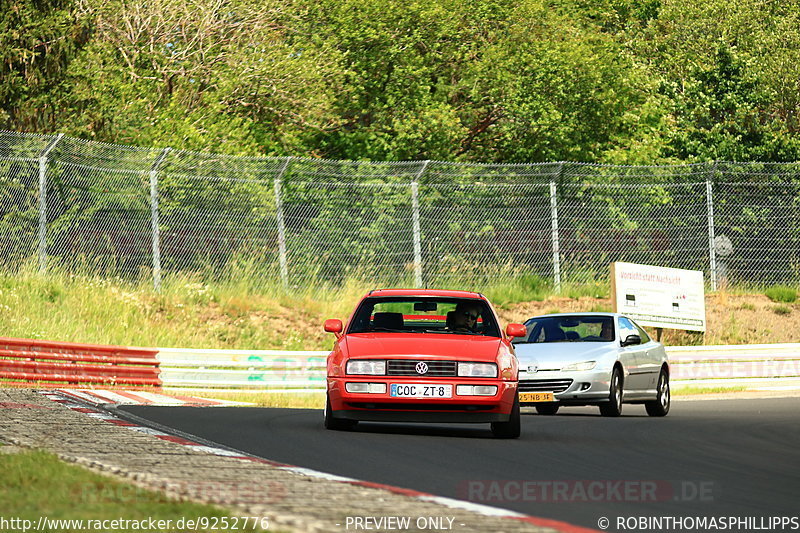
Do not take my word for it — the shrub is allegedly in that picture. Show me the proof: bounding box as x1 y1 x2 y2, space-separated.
765 286 797 303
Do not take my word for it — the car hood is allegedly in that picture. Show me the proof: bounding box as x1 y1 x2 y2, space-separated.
344 333 502 361
514 342 615 369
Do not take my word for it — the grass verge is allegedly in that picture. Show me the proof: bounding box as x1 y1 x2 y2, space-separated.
1 266 797 351
0 449 267 532
163 390 325 409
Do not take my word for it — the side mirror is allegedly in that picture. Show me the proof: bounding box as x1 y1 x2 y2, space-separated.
506 323 527 339
324 319 343 334
621 334 641 347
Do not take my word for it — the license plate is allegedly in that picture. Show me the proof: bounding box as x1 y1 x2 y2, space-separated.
520 392 555 403
390 384 452 398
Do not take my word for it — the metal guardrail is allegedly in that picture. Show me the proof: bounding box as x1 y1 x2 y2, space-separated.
159 344 800 390
156 348 328 391
667 344 800 387
1 336 798 391
0 337 161 387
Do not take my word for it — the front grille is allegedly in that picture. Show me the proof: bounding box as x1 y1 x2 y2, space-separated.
519 379 574 394
387 360 457 377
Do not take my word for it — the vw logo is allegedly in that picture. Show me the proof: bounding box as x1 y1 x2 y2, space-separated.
415 362 429 375
527 363 539 373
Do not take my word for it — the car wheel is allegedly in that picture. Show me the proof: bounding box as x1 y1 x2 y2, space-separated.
535 403 559 415
491 393 521 438
324 393 357 430
599 367 623 417
645 368 670 417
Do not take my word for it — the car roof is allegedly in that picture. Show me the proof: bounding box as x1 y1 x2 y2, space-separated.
364 288 485 299
526 312 625 319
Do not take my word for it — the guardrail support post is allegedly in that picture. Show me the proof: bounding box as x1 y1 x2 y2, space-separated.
274 157 292 288
37 133 63 274
706 163 718 292
412 160 429 288
149 148 171 292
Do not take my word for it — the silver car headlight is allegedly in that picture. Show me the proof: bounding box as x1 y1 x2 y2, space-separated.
346 360 386 375
561 360 597 372
457 362 497 377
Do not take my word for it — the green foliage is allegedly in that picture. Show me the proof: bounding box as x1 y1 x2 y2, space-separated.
0 0 90 131
0 449 257 531
765 286 798 303
482 275 551 307
1 0 799 162
772 305 792 316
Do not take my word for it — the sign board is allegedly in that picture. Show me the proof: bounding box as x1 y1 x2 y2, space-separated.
611 262 706 332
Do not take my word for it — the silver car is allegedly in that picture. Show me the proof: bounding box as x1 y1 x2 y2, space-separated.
513 312 670 417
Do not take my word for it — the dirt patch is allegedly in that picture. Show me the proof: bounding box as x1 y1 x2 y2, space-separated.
498 293 800 346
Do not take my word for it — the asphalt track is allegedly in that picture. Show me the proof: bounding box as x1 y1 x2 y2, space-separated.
119 398 800 532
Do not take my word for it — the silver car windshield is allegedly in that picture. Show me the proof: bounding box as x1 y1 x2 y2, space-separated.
514 316 615 344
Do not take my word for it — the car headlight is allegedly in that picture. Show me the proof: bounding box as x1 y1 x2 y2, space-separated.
346 360 386 375
561 360 597 372
457 362 497 377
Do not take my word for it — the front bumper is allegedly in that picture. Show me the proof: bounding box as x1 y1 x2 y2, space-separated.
518 369 611 405
328 377 518 423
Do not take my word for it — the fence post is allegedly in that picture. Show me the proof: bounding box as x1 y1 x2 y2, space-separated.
706 163 718 292
274 157 292 288
550 164 563 293
37 133 64 274
411 160 429 288
149 148 171 292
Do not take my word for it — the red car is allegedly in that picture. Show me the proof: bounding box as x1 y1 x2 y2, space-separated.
323 289 527 438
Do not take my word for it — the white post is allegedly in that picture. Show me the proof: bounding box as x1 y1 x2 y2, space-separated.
550 179 561 293
149 148 171 292
706 166 718 291
412 160 429 288
37 133 64 273
274 157 292 288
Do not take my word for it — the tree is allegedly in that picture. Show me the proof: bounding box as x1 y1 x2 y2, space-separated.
0 0 89 131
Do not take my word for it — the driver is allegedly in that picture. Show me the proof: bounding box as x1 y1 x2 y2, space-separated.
449 301 481 333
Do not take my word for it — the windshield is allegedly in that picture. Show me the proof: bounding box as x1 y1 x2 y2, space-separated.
347 297 501 337
514 315 615 344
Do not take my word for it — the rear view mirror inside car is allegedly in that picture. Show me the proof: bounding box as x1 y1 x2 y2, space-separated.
414 301 438 312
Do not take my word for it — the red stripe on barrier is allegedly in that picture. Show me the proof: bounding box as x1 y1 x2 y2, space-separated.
0 360 159 379
0 337 157 358
0 370 161 386
0 349 160 366
0 336 162 387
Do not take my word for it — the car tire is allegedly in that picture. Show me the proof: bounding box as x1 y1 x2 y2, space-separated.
535 403 560 415
324 393 357 430
645 368 670 417
491 393 521 438
599 367 623 417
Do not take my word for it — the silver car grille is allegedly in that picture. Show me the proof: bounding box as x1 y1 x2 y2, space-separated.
386 360 457 377
519 379 573 393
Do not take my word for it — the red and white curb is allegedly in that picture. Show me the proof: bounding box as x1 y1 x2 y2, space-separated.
56 388 250 407
38 390 598 533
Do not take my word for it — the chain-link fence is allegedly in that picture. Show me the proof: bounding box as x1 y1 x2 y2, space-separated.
2 130 799 290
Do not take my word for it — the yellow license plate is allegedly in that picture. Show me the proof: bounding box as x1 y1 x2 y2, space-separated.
520 392 555 403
